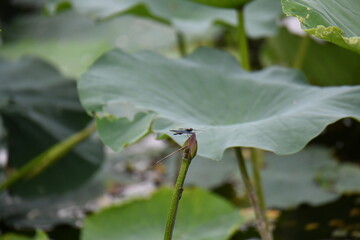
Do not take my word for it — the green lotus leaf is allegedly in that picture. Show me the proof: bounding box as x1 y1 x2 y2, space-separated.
0 57 103 198
81 188 242 240
0 11 177 78
78 47 360 160
46 0 282 39
190 0 251 8
51 0 237 33
281 0 360 54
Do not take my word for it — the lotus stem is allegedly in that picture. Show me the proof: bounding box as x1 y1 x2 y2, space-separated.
236 7 272 240
176 31 187 57
0 121 96 191
250 148 267 221
164 134 197 240
293 34 310 69
237 8 251 71
235 148 272 240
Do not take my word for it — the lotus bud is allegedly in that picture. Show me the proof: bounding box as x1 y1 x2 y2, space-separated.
182 133 198 160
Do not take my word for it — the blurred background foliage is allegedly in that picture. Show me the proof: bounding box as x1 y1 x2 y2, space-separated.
0 0 360 240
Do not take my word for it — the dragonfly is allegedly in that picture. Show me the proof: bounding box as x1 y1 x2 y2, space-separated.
169 128 199 136
154 128 198 165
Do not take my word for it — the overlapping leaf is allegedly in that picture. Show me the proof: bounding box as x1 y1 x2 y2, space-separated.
281 0 360 53
0 11 176 78
79 47 360 160
0 57 103 197
47 0 283 40
49 0 237 34
81 188 242 240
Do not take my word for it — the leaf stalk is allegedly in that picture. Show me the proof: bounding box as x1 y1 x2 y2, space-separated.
235 148 272 240
176 31 187 57
237 8 251 71
236 7 272 240
0 121 97 191
293 34 310 69
164 134 197 240
250 148 267 223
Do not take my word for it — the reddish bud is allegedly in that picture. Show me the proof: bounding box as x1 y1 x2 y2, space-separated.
182 133 198 160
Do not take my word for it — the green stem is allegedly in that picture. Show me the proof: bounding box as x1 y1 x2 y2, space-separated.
0 122 97 191
164 157 192 240
176 31 187 57
250 148 266 218
237 8 251 71
235 148 272 240
236 6 272 240
293 34 310 69
174 156 182 184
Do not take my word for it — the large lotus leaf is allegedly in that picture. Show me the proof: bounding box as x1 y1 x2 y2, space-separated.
79 47 360 160
244 0 282 38
81 188 242 240
281 0 360 54
51 0 237 34
0 57 103 198
262 27 360 86
0 11 176 78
